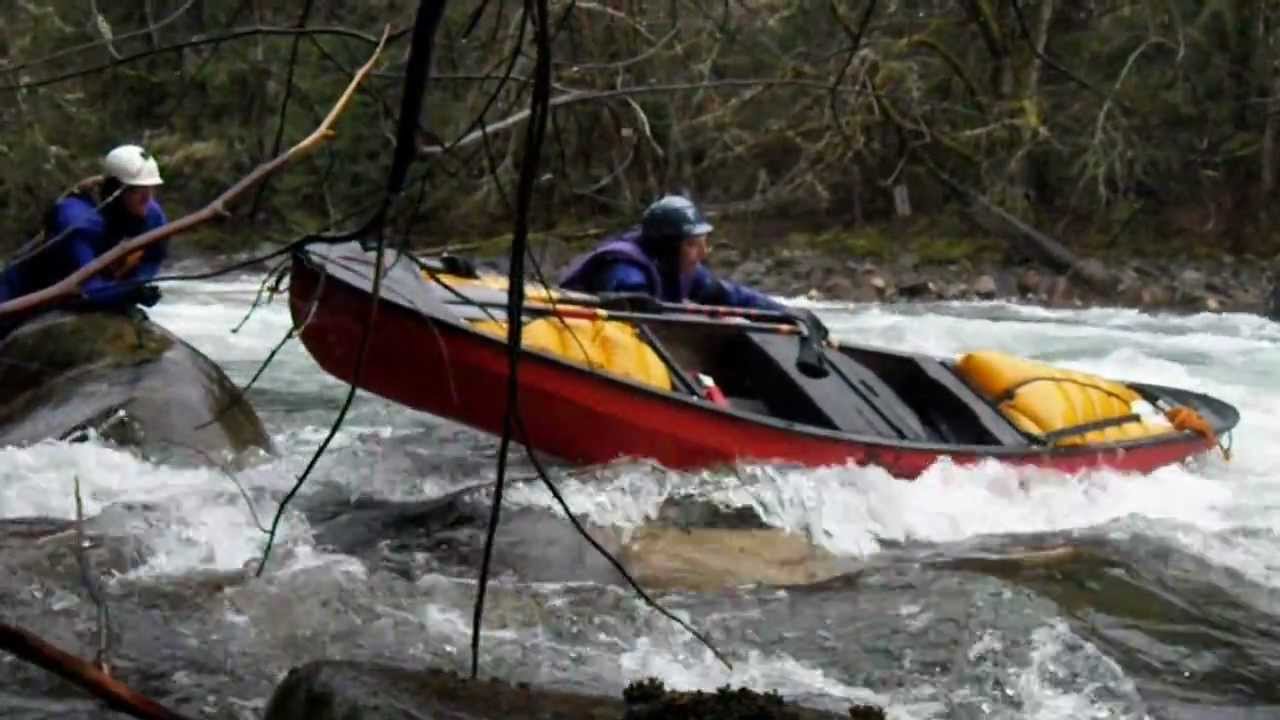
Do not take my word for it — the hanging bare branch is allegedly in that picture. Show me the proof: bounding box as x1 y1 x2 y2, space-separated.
0 25 402 92
0 0 197 77
73 476 112 674
421 78 838 156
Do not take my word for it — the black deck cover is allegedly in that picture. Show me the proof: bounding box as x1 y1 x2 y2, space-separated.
911 358 1030 446
734 332 930 441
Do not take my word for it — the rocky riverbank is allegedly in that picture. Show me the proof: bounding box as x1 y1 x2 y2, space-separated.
409 211 1269 315
483 218 1280 317
175 213 1280 317
717 246 1275 316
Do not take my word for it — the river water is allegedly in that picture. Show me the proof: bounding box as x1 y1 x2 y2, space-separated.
2 277 1278 719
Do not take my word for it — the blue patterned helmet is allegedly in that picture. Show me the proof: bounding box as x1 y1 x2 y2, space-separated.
640 195 713 244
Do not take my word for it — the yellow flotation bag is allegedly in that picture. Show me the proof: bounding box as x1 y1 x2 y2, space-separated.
470 316 672 391
955 350 1174 446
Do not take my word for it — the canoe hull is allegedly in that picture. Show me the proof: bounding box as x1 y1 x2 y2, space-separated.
288 251 1222 479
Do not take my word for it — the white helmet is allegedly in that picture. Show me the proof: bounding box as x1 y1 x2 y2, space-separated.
102 144 164 187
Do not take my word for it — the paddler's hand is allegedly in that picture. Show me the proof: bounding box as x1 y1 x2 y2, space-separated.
110 250 146 280
133 285 162 307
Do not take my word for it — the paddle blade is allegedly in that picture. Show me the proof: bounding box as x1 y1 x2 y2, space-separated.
792 309 830 378
796 337 829 378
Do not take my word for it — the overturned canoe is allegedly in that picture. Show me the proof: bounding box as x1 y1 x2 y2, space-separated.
287 242 1239 479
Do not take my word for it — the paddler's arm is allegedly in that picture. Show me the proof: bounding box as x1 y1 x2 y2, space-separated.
594 261 653 294
113 203 170 283
687 266 785 311
72 231 142 307
79 203 169 307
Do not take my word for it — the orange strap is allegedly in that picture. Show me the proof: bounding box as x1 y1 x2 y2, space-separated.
109 250 145 280
1164 405 1231 461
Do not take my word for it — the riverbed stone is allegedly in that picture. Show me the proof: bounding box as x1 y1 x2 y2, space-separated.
0 310 273 466
262 661 861 720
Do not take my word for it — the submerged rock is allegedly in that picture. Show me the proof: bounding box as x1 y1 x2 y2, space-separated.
619 526 847 592
262 661 864 720
623 678 881 719
264 662 625 720
303 485 851 592
0 310 273 466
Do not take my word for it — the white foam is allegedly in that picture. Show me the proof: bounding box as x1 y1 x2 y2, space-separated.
618 638 896 715
1011 622 1148 719
502 300 1280 590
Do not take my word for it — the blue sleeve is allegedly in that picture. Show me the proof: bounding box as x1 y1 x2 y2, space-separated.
0 266 17 302
73 233 135 306
42 199 128 306
687 265 784 311
126 202 169 283
74 202 170 307
595 261 653 294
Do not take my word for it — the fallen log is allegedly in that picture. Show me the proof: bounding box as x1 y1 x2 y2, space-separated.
0 623 193 720
922 157 1117 293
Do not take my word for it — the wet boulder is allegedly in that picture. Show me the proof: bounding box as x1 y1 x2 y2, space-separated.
263 662 861 720
264 662 625 720
0 310 273 466
302 487 849 592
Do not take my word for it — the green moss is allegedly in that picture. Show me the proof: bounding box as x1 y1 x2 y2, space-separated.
622 677 668 706
913 234 1003 265
621 676 886 720
782 228 895 261
773 219 1002 267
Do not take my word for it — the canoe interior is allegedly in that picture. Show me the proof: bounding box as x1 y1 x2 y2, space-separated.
636 321 1033 447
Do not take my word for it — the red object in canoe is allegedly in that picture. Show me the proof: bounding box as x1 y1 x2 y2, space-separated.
288 243 1239 479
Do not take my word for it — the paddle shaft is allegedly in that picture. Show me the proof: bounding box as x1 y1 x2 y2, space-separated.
594 294 800 325
453 297 836 379
567 296 835 378
465 300 809 337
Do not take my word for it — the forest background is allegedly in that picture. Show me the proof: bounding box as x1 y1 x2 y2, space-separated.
2 1 1278 309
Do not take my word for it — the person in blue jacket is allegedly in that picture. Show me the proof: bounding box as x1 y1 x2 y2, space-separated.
559 194 784 311
0 144 168 314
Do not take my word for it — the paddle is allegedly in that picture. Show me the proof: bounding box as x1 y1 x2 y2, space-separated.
593 293 831 378
461 299 813 336
790 308 830 379
450 292 834 378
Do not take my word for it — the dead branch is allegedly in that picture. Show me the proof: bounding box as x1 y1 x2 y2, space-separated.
0 623 194 720
922 155 1117 291
156 440 271 534
556 26 680 71
73 476 112 674
0 25 402 92
561 0 660 43
88 0 123 60
0 0 197 77
421 78 837 156
0 25 391 320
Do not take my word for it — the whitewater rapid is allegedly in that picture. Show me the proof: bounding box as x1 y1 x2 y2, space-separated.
2 276 1276 719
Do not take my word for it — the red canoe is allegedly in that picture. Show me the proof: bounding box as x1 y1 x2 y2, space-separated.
287 242 1239 479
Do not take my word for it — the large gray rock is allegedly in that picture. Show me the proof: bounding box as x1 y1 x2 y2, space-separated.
0 310 273 466
264 661 624 720
263 661 862 720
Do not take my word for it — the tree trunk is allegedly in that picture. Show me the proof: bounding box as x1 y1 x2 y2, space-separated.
1263 65 1279 201
1262 11 1279 203
1015 0 1055 211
